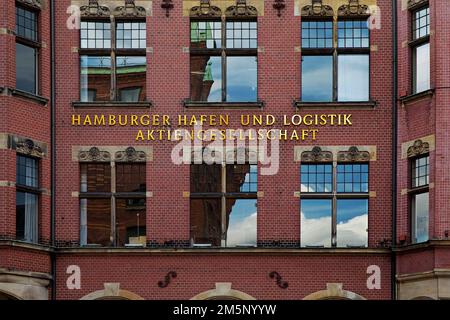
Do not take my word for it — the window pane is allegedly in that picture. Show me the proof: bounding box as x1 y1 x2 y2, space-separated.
16 156 38 188
116 22 146 49
413 193 429 243
116 198 146 247
301 199 332 247
337 19 369 48
81 199 111 246
191 164 222 193
190 56 222 102
16 43 37 94
226 164 257 193
117 56 146 102
301 164 333 193
414 43 430 93
226 56 257 102
80 56 111 102
336 199 368 247
16 192 38 243
80 163 111 193
338 54 369 101
16 6 37 41
337 164 369 193
225 199 257 247
302 56 333 102
116 163 146 193
301 21 333 49
191 21 222 49
80 21 111 49
226 21 257 49
412 155 429 188
413 7 430 40
190 198 222 246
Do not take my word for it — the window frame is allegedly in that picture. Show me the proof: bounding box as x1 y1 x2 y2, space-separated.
15 154 40 243
79 16 147 102
300 161 370 248
15 4 40 95
189 16 258 103
301 15 371 102
410 5 430 94
190 162 258 247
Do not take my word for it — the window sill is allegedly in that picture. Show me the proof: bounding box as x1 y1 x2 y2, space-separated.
399 89 434 105
184 101 264 109
72 101 153 108
294 100 377 110
4 88 49 105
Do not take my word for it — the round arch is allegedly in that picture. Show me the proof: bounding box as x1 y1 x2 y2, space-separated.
191 283 256 301
80 283 144 300
303 283 366 300
0 288 21 300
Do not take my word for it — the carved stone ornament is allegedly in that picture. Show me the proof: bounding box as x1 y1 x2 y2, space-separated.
114 0 147 18
16 0 42 10
80 0 111 17
407 0 429 11
407 140 429 158
338 0 369 17
302 0 334 17
16 139 44 158
115 147 146 162
190 0 222 17
225 0 258 17
79 147 111 162
337 146 370 162
301 147 333 163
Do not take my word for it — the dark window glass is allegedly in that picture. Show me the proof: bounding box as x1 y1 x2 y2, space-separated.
301 164 333 193
226 21 257 49
225 199 257 247
80 55 112 102
337 20 369 48
116 56 146 102
16 6 38 42
337 164 369 193
116 163 146 193
226 164 257 193
301 55 333 102
301 199 332 247
80 163 111 193
116 22 146 49
190 198 222 246
338 54 369 101
336 199 368 247
413 43 430 93
16 156 38 188
412 192 429 243
81 198 111 246
80 21 111 49
16 191 38 243
191 21 222 49
413 7 430 40
302 21 333 49
191 164 222 193
226 56 257 102
190 56 222 102
116 198 146 247
412 156 429 188
16 43 37 94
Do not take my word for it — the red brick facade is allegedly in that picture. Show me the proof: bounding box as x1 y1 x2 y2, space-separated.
0 0 448 301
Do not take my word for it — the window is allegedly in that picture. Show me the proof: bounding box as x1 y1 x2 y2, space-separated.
410 155 429 243
301 19 370 102
15 5 39 94
79 20 146 102
190 164 257 247
16 155 39 243
190 18 258 103
300 162 369 247
412 6 430 93
80 162 146 246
